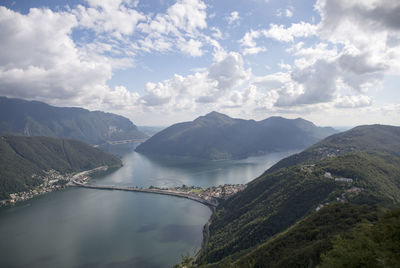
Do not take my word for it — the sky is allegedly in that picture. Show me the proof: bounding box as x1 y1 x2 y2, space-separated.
0 0 399 127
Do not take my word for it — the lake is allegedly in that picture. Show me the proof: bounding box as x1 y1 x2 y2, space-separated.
0 147 296 268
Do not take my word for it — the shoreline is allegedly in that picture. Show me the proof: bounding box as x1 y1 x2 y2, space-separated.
0 165 113 208
2 165 238 266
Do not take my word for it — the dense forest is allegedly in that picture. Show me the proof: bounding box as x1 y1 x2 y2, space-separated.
193 125 400 267
0 135 122 199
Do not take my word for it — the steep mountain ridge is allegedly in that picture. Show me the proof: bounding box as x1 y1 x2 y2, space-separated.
0 96 148 144
136 112 337 160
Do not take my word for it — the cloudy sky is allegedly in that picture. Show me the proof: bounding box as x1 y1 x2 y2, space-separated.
0 0 399 126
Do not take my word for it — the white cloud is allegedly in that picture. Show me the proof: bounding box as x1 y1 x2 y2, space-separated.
244 0 400 112
211 27 222 39
335 95 372 108
75 0 145 37
208 52 250 91
135 0 208 55
0 6 140 112
178 39 203 56
263 22 317 42
240 30 267 55
239 22 316 55
226 11 240 25
139 52 250 109
315 0 400 74
276 6 294 18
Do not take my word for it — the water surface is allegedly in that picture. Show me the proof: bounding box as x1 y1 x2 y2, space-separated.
0 147 296 268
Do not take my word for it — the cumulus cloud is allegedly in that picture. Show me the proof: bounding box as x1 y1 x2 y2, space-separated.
240 30 267 55
138 52 250 109
263 22 317 42
178 39 203 56
239 22 316 55
226 11 240 26
208 52 250 91
0 0 214 115
0 7 111 105
315 0 400 73
276 6 294 18
1 0 399 125
74 0 145 37
335 95 372 108
238 0 400 112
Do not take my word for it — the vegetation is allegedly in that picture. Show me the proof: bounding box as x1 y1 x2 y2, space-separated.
225 203 380 268
319 207 400 268
268 124 400 173
0 96 148 145
0 135 122 199
136 111 336 160
197 125 400 267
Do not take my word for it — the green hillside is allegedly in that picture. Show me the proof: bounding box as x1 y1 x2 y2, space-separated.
0 96 148 144
136 111 337 160
268 124 400 173
225 203 380 268
0 135 122 199
198 125 400 267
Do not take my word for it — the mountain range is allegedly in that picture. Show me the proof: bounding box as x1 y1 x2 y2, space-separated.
0 96 148 145
136 111 337 160
198 124 400 267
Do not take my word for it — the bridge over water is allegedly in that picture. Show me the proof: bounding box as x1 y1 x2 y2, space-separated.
72 180 219 208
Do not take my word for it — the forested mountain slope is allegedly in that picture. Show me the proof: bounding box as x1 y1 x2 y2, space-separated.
0 96 147 144
0 135 122 199
199 125 400 267
136 111 337 160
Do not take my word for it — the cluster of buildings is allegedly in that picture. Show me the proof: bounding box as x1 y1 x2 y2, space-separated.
1 170 71 207
315 172 363 211
167 183 247 201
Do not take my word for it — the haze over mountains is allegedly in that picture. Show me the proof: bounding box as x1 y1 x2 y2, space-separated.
198 124 400 267
136 111 337 160
0 96 148 145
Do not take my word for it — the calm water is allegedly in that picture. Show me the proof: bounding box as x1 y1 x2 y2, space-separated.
0 147 296 268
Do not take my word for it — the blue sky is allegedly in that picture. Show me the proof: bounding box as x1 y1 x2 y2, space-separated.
0 0 399 126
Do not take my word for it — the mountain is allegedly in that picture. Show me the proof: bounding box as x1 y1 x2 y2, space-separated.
0 135 122 200
0 96 148 145
198 125 400 267
267 124 400 173
135 111 337 160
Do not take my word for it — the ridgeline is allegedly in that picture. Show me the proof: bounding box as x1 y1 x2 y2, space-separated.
136 111 337 160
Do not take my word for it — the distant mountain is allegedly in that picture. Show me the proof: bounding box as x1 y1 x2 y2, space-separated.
0 96 148 145
137 126 166 137
0 135 122 199
136 111 337 160
198 124 400 267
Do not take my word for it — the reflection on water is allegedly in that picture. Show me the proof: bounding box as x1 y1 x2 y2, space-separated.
0 145 297 268
93 148 298 188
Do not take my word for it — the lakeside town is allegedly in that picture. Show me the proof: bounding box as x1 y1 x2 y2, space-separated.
0 167 247 207
150 184 247 202
0 167 107 207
